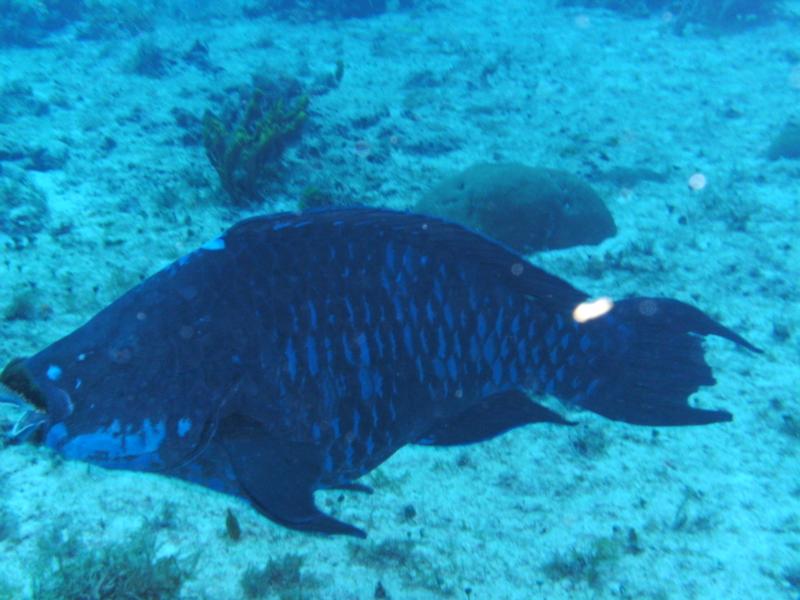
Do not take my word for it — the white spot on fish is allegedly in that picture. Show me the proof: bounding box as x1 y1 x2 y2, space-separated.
46 365 62 381
177 418 192 437
201 237 225 251
572 297 614 324
77 353 86 361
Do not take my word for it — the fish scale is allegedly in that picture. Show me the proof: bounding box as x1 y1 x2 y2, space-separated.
1 208 760 538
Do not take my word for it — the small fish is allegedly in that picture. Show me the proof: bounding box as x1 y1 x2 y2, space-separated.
0 208 759 537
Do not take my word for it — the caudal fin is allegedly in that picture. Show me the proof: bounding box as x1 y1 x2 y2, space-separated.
574 297 761 426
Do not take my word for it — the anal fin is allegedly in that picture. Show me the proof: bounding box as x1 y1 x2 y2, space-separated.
417 390 572 446
219 414 366 538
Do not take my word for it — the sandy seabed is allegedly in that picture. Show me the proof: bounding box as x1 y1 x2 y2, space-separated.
0 1 798 598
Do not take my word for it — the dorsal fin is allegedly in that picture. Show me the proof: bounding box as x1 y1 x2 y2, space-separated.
226 207 590 312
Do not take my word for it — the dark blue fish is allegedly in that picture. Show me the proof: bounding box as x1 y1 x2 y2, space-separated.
1 208 759 537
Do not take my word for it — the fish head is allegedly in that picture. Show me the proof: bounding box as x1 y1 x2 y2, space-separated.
0 350 164 469
0 294 221 473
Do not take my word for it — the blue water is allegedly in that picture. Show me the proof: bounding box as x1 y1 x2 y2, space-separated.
0 1 798 598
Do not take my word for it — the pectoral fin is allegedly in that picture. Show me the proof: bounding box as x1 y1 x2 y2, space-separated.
219 414 366 538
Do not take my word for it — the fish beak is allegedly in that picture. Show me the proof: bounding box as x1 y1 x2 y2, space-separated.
5 404 47 443
0 357 61 445
0 382 46 444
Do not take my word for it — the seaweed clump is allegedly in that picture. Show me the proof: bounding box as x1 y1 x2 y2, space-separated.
0 170 49 249
129 39 171 78
672 0 783 33
767 120 800 160
559 0 783 32
543 528 642 589
76 0 157 40
348 539 453 596
32 525 193 600
244 0 388 20
240 554 319 600
202 77 309 204
298 185 338 210
4 288 40 321
0 0 85 47
0 80 50 122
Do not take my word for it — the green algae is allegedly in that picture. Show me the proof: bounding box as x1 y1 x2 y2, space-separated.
348 539 454 597
240 554 319 600
0 172 49 248
32 525 194 600
543 528 641 589
203 86 308 205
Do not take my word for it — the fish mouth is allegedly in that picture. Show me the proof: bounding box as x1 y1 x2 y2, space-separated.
0 357 66 444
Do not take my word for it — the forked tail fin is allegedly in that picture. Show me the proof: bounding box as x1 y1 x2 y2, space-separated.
572 297 761 426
